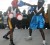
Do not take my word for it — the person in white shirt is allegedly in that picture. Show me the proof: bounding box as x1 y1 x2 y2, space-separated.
25 0 46 45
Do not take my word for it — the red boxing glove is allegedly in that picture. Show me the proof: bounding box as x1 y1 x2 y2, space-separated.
16 13 23 20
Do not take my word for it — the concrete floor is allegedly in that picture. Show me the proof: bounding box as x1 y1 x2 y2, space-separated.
0 29 50 45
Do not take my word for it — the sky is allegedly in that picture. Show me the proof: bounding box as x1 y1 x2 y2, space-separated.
0 0 12 13
0 0 50 13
